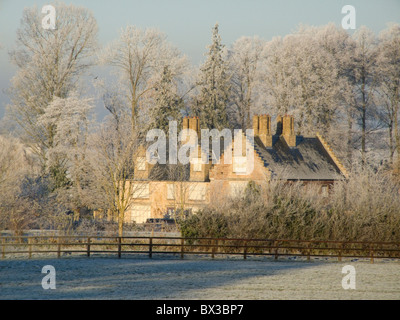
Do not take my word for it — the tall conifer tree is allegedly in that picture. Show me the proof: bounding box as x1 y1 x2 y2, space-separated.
194 23 231 130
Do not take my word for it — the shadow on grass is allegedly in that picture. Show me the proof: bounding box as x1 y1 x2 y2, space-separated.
0 254 324 300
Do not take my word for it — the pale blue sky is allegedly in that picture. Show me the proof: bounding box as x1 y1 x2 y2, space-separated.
0 0 399 119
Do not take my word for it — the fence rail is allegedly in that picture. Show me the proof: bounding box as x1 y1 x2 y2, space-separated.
1 235 400 263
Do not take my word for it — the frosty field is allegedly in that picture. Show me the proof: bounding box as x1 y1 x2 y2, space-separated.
0 255 399 300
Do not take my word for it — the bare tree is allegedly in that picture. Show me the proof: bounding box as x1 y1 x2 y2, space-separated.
99 26 188 136
227 36 265 129
7 3 98 170
87 112 140 236
376 24 400 170
260 27 340 135
348 27 379 167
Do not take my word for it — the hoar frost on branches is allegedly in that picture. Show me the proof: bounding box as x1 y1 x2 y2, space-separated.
7 2 98 171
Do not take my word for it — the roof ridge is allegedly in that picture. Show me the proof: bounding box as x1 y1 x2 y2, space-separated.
316 132 349 179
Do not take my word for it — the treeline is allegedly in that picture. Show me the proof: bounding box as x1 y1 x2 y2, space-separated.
0 2 400 236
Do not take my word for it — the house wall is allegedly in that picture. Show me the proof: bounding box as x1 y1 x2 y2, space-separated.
123 115 346 224
208 148 270 206
125 181 210 224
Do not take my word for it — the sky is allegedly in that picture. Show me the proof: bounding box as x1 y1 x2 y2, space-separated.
0 0 399 120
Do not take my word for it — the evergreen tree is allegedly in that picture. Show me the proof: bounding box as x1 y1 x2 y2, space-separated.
149 65 184 135
194 23 231 130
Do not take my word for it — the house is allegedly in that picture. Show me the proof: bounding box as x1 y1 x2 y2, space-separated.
125 114 348 224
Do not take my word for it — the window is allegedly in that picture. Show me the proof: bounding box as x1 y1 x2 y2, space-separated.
189 184 207 201
233 156 247 174
137 157 146 171
167 184 175 200
132 183 150 199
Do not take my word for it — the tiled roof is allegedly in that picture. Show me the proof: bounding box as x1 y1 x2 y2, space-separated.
139 133 344 181
253 135 343 180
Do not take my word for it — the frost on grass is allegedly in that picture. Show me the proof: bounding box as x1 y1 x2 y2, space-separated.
0 256 399 300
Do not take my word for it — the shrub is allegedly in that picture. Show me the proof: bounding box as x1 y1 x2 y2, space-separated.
179 170 400 242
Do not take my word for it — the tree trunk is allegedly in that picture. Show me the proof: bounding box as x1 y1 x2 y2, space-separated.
361 81 367 168
118 210 124 237
388 122 394 166
394 100 400 174
347 111 353 166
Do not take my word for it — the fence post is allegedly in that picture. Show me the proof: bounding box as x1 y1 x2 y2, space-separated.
87 237 91 257
57 237 61 258
1 238 4 259
117 237 122 259
307 242 311 261
274 241 279 260
370 243 374 264
243 241 247 260
180 238 184 259
149 237 153 259
28 237 32 259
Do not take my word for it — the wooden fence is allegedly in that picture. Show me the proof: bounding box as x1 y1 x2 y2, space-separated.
1 236 400 263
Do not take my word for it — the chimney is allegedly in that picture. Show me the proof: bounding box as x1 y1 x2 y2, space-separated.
281 114 296 147
276 115 283 135
182 116 189 131
182 116 200 144
134 145 154 180
253 115 259 136
259 114 272 147
190 145 211 182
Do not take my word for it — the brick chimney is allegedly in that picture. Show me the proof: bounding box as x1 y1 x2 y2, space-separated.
280 114 296 147
253 115 259 136
190 145 211 181
182 116 189 131
182 116 200 144
253 114 272 147
134 145 154 180
188 117 200 136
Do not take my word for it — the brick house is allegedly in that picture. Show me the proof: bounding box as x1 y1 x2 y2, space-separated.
126 114 348 224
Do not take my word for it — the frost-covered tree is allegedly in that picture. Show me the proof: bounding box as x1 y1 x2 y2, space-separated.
260 36 295 116
37 93 95 218
7 3 98 169
227 36 265 129
194 23 231 130
376 24 400 168
148 65 185 134
99 26 188 136
310 24 357 165
87 114 139 237
0 135 34 190
261 27 340 135
0 136 60 234
348 26 379 167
